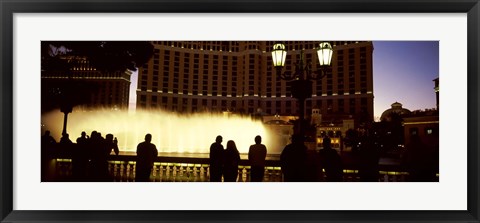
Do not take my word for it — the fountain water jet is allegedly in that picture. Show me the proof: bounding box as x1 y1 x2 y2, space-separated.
41 109 288 154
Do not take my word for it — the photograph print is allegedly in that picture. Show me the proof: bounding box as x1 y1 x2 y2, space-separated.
40 41 439 183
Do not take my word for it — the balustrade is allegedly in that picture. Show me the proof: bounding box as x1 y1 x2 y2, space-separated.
47 154 417 182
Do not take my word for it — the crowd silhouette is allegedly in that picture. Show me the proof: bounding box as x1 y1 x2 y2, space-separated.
41 129 438 182
209 135 269 182
42 130 120 182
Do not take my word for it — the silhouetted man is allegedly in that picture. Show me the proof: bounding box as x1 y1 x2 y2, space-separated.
41 130 56 181
73 131 89 180
59 133 74 157
280 134 308 182
90 132 116 181
136 134 158 182
248 135 267 182
42 130 56 147
60 133 73 144
209 135 225 182
318 137 343 182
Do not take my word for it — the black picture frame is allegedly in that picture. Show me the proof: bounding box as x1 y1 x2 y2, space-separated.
1 0 479 222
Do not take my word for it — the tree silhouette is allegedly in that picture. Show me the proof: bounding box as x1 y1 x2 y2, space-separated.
41 41 154 73
41 41 154 112
380 112 404 152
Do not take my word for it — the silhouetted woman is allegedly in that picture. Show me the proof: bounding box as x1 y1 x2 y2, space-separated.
223 140 240 182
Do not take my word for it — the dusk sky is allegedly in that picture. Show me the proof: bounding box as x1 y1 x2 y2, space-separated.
373 41 439 119
129 41 439 120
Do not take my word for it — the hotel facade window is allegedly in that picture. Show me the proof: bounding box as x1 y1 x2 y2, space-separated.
137 41 374 121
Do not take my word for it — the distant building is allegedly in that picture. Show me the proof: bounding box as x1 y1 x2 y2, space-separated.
404 77 439 147
136 41 374 121
315 113 355 149
433 77 439 110
403 115 439 147
376 99 438 151
380 102 412 122
264 110 355 150
41 56 132 112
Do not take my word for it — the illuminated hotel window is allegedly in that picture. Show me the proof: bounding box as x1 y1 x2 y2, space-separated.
426 128 434 135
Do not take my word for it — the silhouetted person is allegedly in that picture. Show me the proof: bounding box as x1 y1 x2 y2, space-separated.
42 130 56 147
72 131 89 181
404 134 438 182
41 130 56 181
248 135 267 182
100 133 120 181
357 136 380 182
280 134 308 182
209 135 225 182
60 133 72 144
224 140 240 182
305 148 323 182
59 133 74 157
318 137 343 182
89 131 111 181
136 134 158 182
105 134 120 156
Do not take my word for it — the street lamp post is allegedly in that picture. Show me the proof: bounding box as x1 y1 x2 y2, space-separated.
60 73 75 137
271 42 333 136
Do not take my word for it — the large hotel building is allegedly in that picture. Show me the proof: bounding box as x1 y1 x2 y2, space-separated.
137 41 373 123
41 56 132 112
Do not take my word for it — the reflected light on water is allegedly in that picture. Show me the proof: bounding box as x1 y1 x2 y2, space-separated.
41 109 286 154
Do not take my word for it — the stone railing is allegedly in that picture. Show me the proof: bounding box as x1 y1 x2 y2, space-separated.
50 154 412 182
